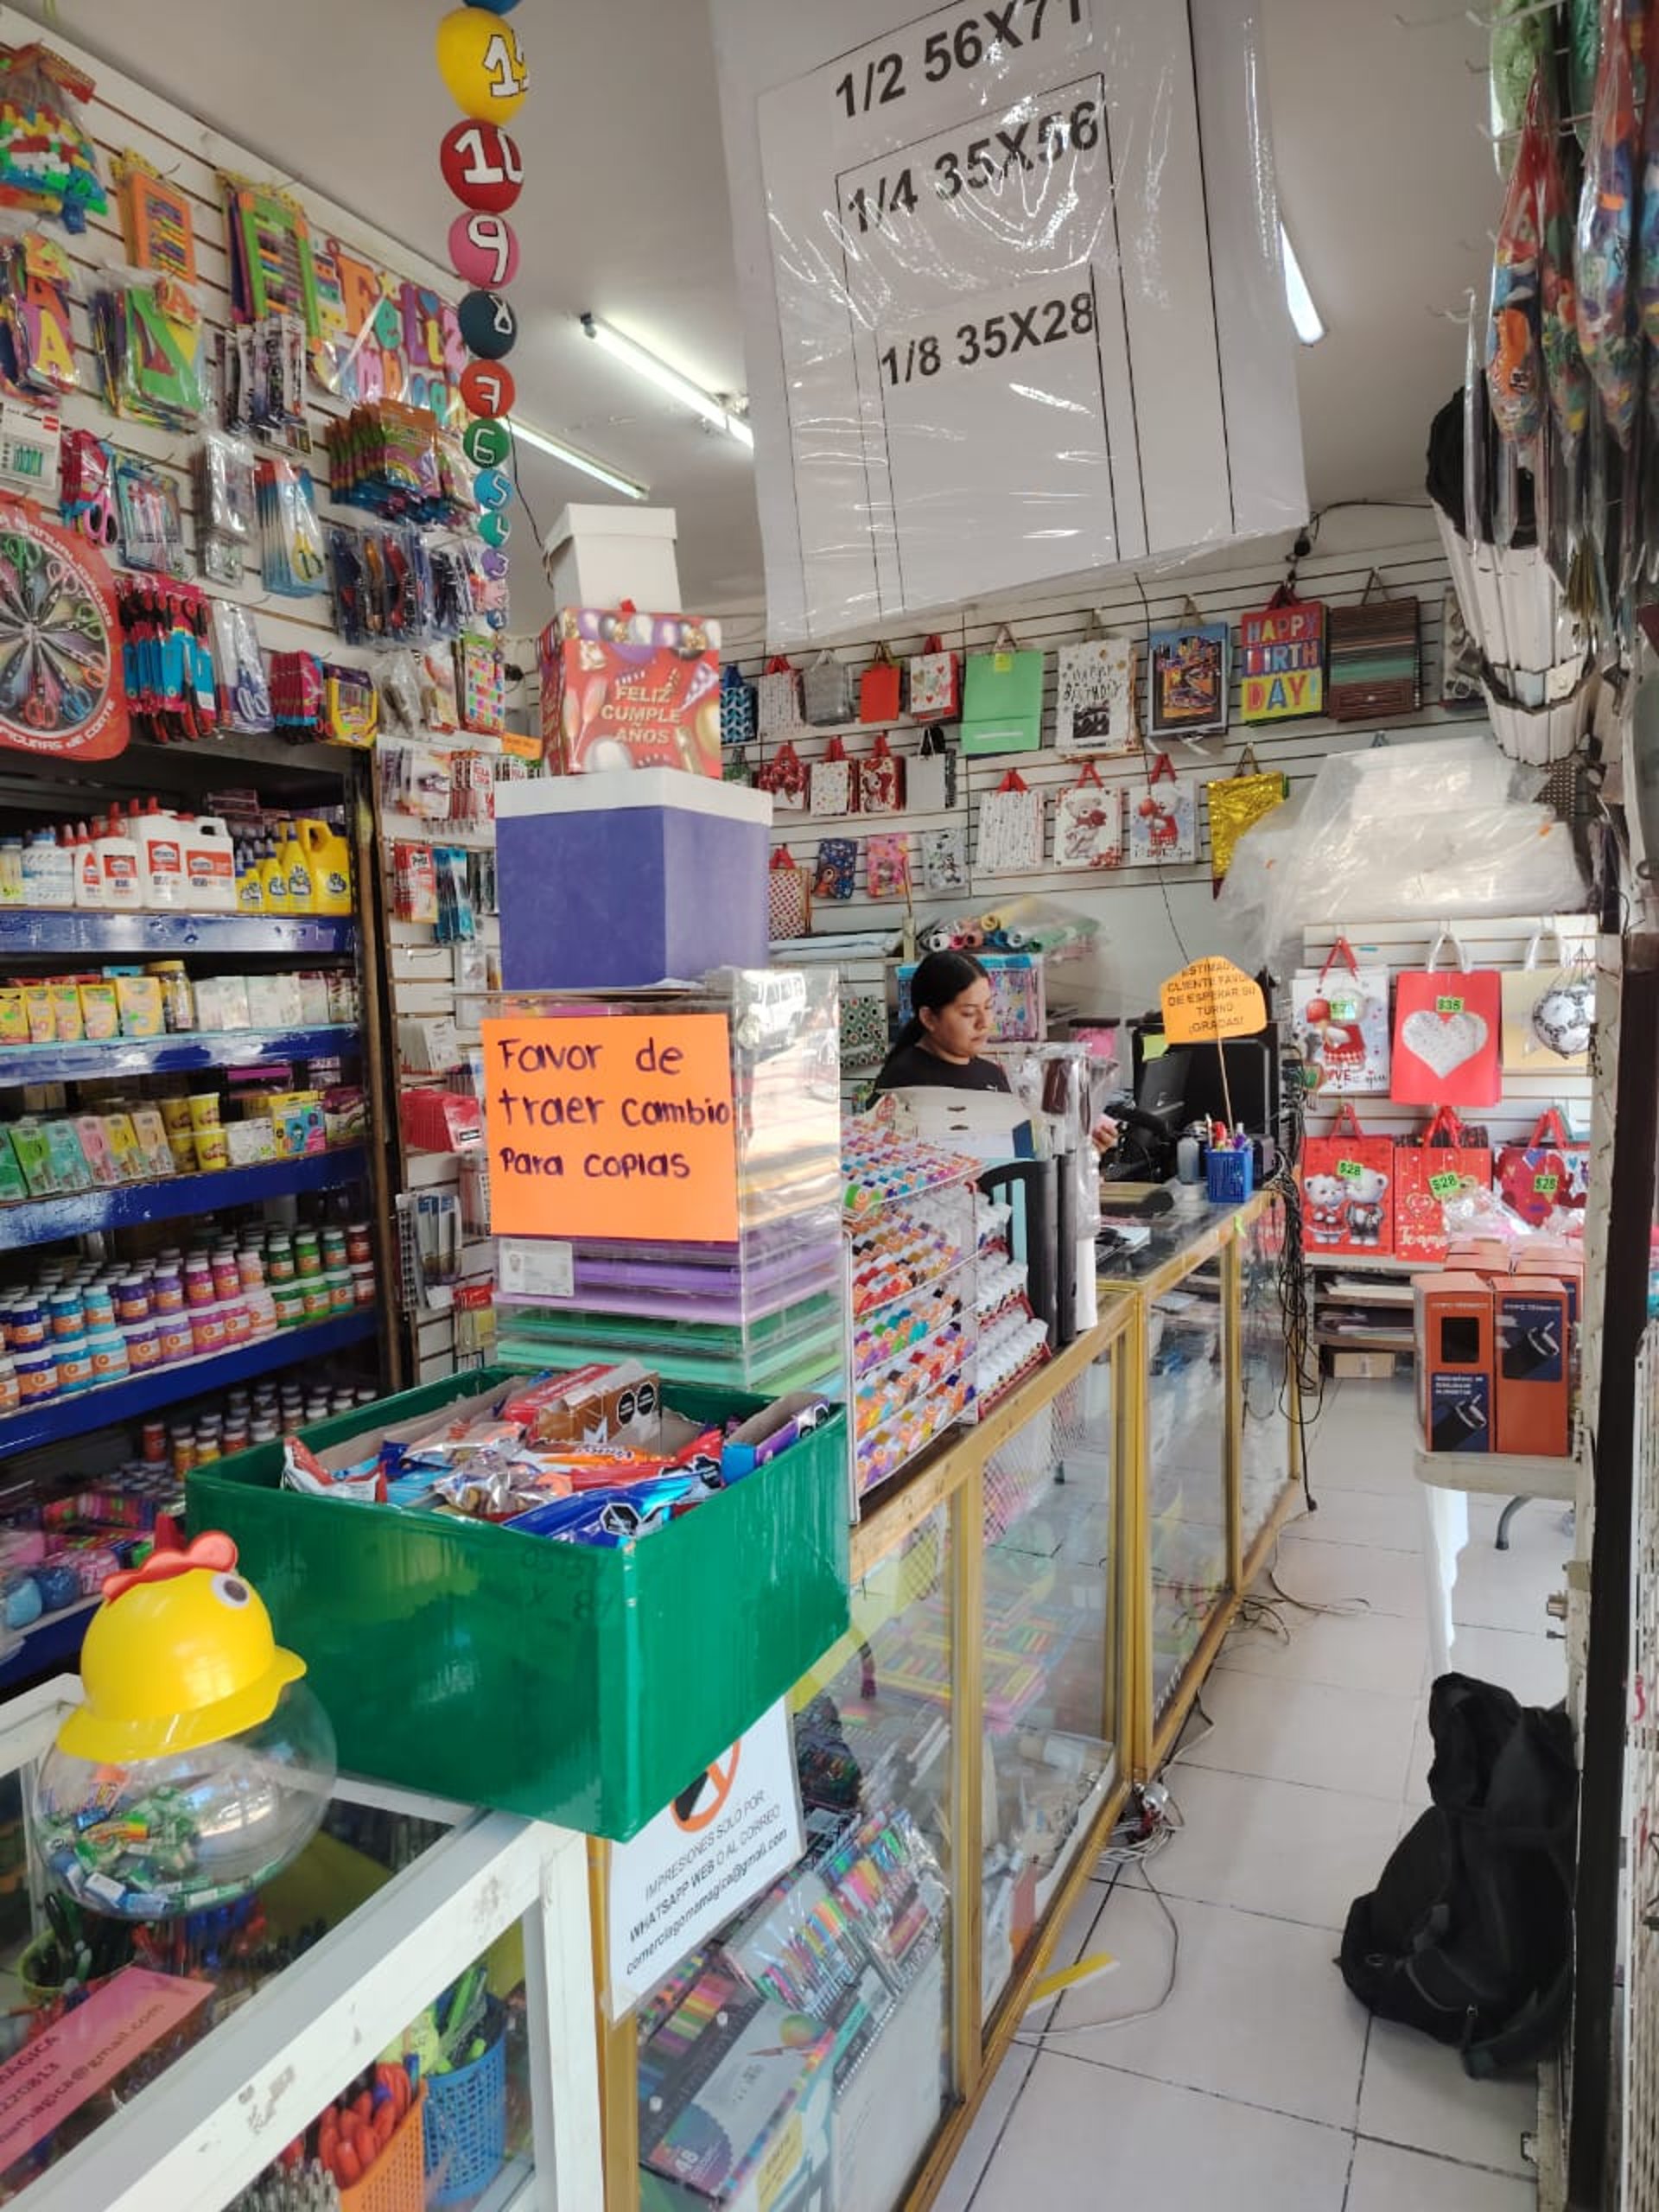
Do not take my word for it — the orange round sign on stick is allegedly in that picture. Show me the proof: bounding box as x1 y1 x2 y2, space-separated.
1160 957 1267 1045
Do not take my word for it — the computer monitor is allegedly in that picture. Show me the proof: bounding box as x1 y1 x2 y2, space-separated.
1181 1038 1279 1138
1136 1049 1190 1132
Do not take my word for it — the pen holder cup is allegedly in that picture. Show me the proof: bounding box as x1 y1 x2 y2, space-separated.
340 2085 425 2212
423 2003 508 2207
1205 1147 1255 1205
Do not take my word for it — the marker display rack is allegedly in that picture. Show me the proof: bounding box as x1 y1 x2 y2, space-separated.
493 969 846 1394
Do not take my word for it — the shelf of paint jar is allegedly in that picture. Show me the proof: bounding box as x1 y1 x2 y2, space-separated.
0 1024 360 1087
0 1147 370 1254
855 1319 976 1439
0 1310 379 1456
855 1272 975 1380
0 912 357 957
856 1368 976 1497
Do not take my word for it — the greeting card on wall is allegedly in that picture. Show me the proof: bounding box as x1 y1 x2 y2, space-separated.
1126 753 1197 865
1147 621 1230 740
1055 762 1125 870
1055 635 1140 757
1239 588 1324 722
975 771 1043 876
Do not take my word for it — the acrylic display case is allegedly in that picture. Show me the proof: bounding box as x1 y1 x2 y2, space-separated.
490 969 845 1394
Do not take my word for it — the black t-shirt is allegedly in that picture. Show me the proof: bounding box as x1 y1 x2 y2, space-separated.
872 1044 1012 1095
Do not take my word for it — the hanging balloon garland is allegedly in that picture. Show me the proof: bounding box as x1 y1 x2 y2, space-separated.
435 0 525 556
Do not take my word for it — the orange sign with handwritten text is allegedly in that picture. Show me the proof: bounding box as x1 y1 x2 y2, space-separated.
1160 958 1268 1045
482 1014 739 1243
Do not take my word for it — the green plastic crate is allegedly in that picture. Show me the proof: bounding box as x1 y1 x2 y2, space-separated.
187 1368 849 1841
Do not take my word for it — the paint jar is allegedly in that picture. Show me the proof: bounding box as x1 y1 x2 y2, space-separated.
182 1255 214 1309
346 1221 372 1265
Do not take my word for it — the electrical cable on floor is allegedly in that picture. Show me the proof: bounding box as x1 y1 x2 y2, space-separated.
1013 1860 1183 2044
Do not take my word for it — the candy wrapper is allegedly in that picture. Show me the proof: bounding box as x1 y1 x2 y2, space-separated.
282 1436 386 1503
1577 0 1641 446
1487 84 1544 445
538 605 722 776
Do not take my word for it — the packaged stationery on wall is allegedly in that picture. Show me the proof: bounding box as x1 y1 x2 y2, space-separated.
909 726 955 812
1205 746 1288 893
810 736 858 817
976 770 1043 875
1500 925 1593 1073
1055 632 1140 756
1126 753 1197 865
804 649 853 726
1055 760 1124 870
720 661 757 747
860 732 904 813
1300 1103 1395 1258
1239 586 1325 722
1394 1107 1493 1262
1147 619 1230 740
768 848 810 940
961 625 1045 755
1327 575 1421 721
866 832 911 899
756 654 803 735
755 738 809 811
813 837 856 901
859 640 903 723
908 634 960 721
1391 929 1503 1106
1495 1107 1589 1224
920 826 968 893
1292 937 1391 1095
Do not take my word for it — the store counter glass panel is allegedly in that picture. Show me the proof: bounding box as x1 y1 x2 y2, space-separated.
1145 1260 1230 1733
1237 1189 1296 1565
980 1350 1120 2026
637 1510 954 2212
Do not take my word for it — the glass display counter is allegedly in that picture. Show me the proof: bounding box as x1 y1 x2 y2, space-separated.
0 1685 600 2212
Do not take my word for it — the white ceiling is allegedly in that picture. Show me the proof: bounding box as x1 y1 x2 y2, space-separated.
25 0 1494 623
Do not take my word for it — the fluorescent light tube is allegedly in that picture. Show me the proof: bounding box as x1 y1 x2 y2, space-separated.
1281 225 1325 346
508 418 649 501
582 314 754 449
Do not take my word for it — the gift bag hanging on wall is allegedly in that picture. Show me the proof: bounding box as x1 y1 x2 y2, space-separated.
768 848 809 941
1055 631 1140 757
909 725 955 812
1238 585 1325 723
1327 573 1421 721
859 640 903 724
976 769 1044 874
961 624 1045 755
1495 1107 1590 1224
1300 1103 1395 1258
1205 745 1288 894
1055 760 1125 870
755 737 808 811
1291 935 1391 1095
1392 928 1503 1106
812 837 856 902
803 649 853 727
1146 618 1230 740
908 634 960 721
1126 752 1198 865
1394 1106 1494 1263
866 831 912 899
1500 924 1594 1074
719 662 757 748
860 732 904 813
756 654 802 735
921 825 968 893
810 736 858 817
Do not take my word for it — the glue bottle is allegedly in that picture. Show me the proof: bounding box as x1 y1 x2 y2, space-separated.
95 804 143 912
71 823 104 910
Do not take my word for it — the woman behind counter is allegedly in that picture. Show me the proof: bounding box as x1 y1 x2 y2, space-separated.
871 950 1012 1097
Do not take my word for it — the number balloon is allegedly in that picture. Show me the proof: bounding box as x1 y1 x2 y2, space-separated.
458 289 518 361
435 9 528 122
459 360 516 418
448 211 520 290
474 467 512 512
463 417 512 467
439 121 524 213
480 509 512 548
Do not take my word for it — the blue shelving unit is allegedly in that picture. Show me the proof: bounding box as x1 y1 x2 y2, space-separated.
0 1024 359 1086
0 1310 378 1455
0 912 355 957
0 1146 369 1252
0 1595 99 1688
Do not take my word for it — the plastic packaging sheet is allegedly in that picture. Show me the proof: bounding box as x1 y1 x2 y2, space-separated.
709 0 1306 643
1215 736 1586 976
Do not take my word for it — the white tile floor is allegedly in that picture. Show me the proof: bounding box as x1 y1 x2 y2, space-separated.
937 1374 1565 2212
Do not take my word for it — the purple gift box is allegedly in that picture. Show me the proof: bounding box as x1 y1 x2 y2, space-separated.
495 770 773 989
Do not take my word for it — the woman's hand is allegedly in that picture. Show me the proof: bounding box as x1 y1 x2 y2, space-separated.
1090 1116 1120 1154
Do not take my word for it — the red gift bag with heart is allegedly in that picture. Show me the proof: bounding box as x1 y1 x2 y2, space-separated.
1390 929 1503 1107
1393 1106 1494 1262
1495 1107 1590 1225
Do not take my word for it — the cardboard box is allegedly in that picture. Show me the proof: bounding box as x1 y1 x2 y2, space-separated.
1495 1276 1572 1457
543 503 680 613
1416 1272 1494 1454
496 771 770 989
1330 1350 1398 1380
537 606 723 777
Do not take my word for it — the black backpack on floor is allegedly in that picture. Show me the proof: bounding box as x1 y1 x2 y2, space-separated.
1338 1671 1577 2078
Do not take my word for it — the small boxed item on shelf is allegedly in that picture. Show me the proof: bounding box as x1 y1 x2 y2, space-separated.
537 605 723 778
1415 1273 1495 1455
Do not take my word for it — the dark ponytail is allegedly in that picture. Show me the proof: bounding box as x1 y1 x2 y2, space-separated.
874 949 990 1090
